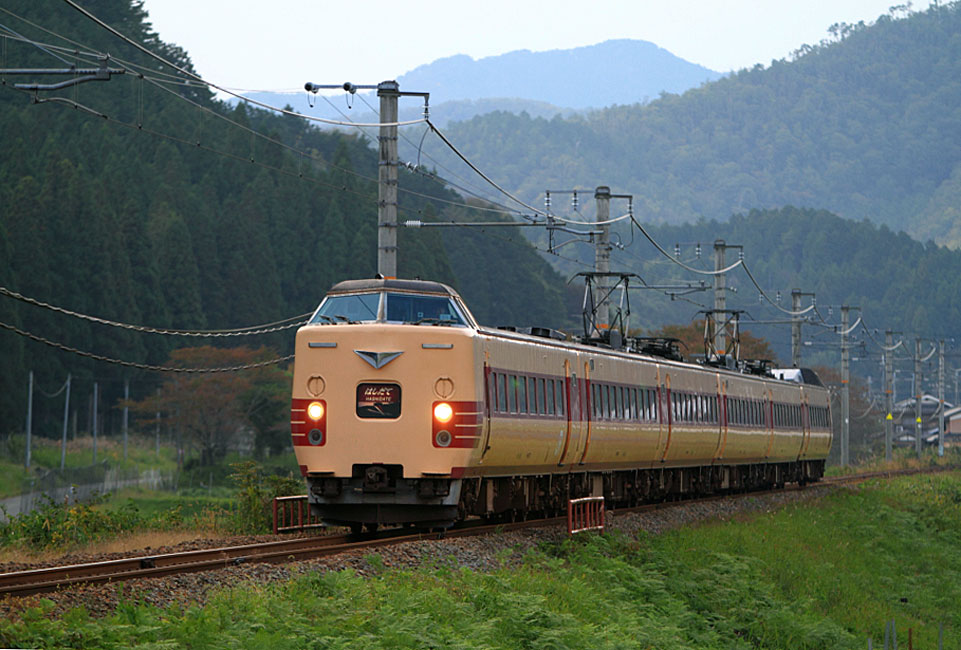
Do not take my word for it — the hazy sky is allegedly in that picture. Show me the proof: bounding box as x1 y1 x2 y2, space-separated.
141 0 931 95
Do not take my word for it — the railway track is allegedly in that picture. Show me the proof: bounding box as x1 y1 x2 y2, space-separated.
0 465 951 598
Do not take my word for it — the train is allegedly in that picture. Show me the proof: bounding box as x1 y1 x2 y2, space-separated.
290 277 832 531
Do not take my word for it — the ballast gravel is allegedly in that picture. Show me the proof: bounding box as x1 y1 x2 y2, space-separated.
0 483 842 620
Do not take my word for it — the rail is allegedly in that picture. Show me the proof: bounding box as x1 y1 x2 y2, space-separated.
0 465 953 598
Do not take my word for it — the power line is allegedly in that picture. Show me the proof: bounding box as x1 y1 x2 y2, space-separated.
0 285 310 336
426 118 547 219
0 320 293 372
62 0 426 128
629 216 743 276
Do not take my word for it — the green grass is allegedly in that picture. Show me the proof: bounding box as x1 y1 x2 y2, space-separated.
3 471 960 649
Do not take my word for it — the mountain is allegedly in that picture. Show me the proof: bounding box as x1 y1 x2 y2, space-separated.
397 40 723 108
239 39 721 127
428 3 961 248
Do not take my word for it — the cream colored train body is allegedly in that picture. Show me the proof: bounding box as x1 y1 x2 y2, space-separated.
291 279 831 528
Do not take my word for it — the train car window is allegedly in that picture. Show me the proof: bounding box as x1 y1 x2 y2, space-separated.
629 389 637 420
311 292 380 323
546 379 555 415
650 389 658 421
508 375 518 413
614 387 623 420
517 377 528 414
536 378 546 415
385 293 467 326
556 380 566 417
599 385 608 420
496 374 507 413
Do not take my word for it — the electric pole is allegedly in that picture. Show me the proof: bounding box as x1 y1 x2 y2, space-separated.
123 378 130 462
840 306 850 467
304 80 429 278
25 370 33 469
93 381 99 464
915 338 923 459
713 241 726 355
594 186 612 329
938 339 945 457
60 374 71 470
377 80 400 278
883 331 894 463
791 289 815 368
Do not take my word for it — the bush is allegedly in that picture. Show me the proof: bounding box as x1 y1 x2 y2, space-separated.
229 461 304 534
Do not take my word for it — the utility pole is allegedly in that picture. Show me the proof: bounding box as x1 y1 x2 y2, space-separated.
710 240 743 360
938 339 945 457
914 338 923 459
883 331 894 463
840 306 850 467
594 186 612 330
92 381 99 464
155 386 161 457
123 378 130 462
790 289 815 368
305 80 429 278
25 370 33 469
377 80 400 278
60 374 71 470
713 241 726 355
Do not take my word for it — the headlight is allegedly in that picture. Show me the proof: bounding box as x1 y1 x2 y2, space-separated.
433 402 453 423
307 401 325 420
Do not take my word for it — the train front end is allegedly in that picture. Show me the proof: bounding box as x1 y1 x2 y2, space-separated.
290 279 481 530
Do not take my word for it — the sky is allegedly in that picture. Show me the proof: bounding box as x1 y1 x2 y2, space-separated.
141 0 932 95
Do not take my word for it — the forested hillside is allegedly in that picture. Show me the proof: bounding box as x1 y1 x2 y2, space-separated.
430 2 961 247
0 0 566 432
621 207 961 366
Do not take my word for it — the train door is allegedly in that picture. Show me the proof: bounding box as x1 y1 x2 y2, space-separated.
798 389 812 459
480 361 493 459
764 389 775 459
558 359 586 467
657 371 673 463
712 375 727 462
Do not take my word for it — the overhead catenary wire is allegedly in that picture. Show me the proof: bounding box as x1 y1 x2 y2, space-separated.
63 0 426 127
739 260 817 317
630 216 742 276
426 118 547 219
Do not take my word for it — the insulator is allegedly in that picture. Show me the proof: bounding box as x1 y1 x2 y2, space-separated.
695 243 701 258
776 290 782 303
738 250 744 261
674 244 680 257
572 191 578 211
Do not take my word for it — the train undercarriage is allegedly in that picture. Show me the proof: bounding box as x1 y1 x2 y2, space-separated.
308 459 825 530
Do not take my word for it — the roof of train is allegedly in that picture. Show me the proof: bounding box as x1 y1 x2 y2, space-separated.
327 278 460 296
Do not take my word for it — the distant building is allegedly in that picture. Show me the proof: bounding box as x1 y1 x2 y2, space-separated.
892 395 957 447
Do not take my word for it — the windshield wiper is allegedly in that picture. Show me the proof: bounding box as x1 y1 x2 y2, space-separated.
333 314 358 324
411 317 455 326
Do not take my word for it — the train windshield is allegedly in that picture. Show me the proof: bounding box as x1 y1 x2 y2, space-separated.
308 291 469 326
385 293 466 326
310 293 379 324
